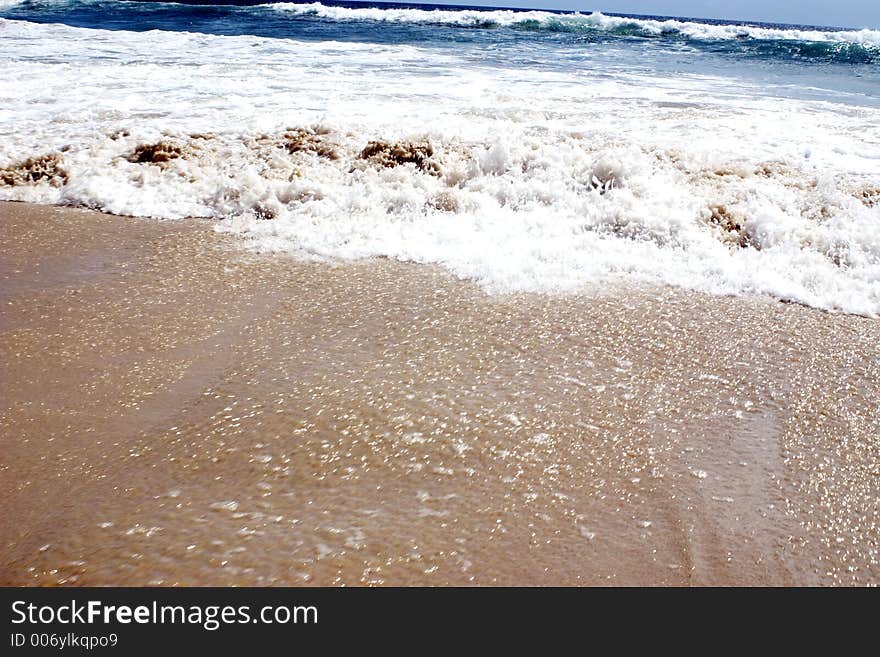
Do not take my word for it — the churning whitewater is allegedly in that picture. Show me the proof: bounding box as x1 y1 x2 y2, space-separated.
1 2 879 315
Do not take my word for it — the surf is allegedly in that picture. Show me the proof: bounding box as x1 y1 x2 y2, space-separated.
1 4 878 316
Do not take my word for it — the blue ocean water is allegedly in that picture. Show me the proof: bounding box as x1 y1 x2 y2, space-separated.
1 1 879 104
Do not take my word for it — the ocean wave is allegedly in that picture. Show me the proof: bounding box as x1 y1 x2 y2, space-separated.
266 3 880 47
0 0 77 7
4 1 877 64
3 124 879 317
4 0 878 49
1 15 878 316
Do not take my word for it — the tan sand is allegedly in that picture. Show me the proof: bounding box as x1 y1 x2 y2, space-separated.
0 201 878 586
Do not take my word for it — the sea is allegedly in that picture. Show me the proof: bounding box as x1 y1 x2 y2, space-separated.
1 1 879 315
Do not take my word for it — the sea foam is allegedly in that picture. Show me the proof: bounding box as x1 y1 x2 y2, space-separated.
0 17 878 315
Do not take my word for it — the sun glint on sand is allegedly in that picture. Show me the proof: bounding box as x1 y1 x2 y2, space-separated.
1 201 878 586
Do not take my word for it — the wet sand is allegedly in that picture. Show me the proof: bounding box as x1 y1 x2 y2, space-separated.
0 200 878 586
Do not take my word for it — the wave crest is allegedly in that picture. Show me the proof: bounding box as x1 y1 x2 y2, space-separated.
266 3 880 47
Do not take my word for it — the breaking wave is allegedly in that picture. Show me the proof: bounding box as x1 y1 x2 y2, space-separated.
3 1 879 63
3 123 879 316
1 11 878 315
268 4 880 45
260 3 880 63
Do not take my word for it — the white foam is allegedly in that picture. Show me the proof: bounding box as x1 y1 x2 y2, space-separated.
266 3 880 47
1 18 879 315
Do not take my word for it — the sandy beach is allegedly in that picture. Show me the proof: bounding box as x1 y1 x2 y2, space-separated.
0 200 878 586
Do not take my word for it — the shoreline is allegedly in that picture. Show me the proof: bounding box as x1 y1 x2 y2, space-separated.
1 200 878 585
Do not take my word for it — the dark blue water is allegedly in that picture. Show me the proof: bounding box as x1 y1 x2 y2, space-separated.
2 0 879 102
